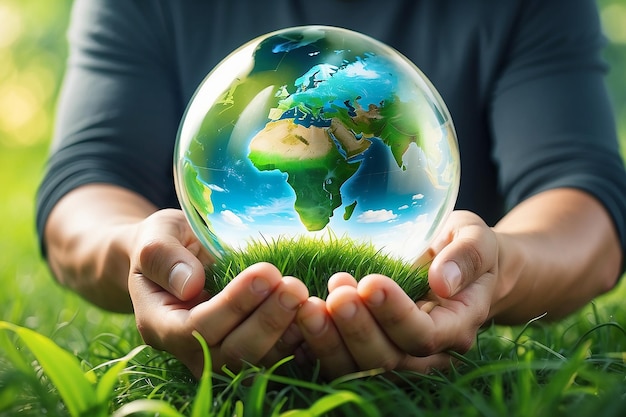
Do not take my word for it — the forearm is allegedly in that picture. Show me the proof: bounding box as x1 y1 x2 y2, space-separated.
489 188 622 323
44 184 158 313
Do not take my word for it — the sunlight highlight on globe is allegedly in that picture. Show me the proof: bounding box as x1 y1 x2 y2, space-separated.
174 26 460 264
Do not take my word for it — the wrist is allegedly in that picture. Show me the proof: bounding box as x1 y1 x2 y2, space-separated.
44 185 156 312
77 221 139 312
487 231 529 323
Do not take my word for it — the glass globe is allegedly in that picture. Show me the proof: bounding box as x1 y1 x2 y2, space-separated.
174 26 460 265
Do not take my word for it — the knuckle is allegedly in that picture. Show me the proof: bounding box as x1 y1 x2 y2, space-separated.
138 239 162 265
380 305 415 328
413 338 439 357
340 323 370 343
226 295 254 317
136 240 172 281
257 311 289 334
460 238 485 276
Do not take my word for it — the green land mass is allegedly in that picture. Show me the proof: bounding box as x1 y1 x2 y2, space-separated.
248 119 365 230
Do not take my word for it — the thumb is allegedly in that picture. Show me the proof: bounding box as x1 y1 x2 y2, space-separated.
427 211 497 298
132 209 209 300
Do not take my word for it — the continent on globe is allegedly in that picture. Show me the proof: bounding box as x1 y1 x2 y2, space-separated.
246 51 442 232
248 118 370 231
246 52 440 233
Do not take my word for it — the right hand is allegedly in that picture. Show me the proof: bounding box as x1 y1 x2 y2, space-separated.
126 209 309 378
295 211 498 379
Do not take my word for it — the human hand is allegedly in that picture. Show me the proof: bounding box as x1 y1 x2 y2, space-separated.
296 210 498 379
126 209 308 378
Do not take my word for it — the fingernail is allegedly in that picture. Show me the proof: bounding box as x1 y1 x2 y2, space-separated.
442 261 461 296
169 263 192 297
279 292 302 310
251 277 270 294
335 302 357 319
302 314 326 335
367 289 385 306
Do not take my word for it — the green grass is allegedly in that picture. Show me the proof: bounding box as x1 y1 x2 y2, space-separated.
206 235 430 300
2 292 626 416
2 1 626 414
2 144 626 417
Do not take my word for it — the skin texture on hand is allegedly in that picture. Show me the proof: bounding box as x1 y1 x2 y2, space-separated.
130 261 308 378
127 211 309 377
44 185 622 380
298 189 622 379
45 185 309 378
297 211 497 379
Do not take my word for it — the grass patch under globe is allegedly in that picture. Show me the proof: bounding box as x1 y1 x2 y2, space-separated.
205 235 430 300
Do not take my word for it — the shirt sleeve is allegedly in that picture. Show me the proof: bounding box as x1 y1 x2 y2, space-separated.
35 0 182 255
490 0 626 263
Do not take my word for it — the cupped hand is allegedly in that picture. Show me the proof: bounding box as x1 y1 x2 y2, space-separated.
296 210 499 379
126 209 308 378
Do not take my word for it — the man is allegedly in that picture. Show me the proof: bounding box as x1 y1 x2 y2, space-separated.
38 0 625 379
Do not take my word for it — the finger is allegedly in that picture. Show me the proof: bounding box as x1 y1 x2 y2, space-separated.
189 262 283 347
220 276 309 370
129 273 193 348
134 210 208 300
128 274 209 377
427 211 498 298
326 286 405 372
358 274 444 356
328 272 357 292
297 296 358 378
360 274 481 357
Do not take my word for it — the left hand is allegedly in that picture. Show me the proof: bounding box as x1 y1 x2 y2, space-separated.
295 210 499 379
126 210 309 378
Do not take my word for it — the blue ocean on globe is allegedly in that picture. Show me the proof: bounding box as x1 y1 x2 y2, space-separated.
175 26 460 264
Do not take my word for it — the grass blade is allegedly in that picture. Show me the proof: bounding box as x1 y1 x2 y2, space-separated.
92 345 149 406
111 399 185 417
0 321 97 417
191 331 213 417
0 381 22 412
244 356 294 417
0 329 30 374
280 390 381 417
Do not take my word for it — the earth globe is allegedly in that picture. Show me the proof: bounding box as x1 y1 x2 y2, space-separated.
174 26 460 282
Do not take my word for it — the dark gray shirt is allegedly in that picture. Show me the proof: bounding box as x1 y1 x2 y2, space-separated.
37 0 626 263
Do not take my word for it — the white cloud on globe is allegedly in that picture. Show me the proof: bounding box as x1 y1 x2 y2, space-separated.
220 210 247 229
356 209 398 223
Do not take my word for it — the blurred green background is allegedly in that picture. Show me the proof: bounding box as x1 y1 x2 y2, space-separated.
0 0 625 335
0 1 78 335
